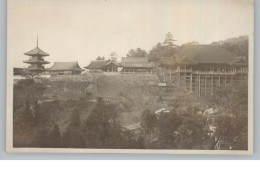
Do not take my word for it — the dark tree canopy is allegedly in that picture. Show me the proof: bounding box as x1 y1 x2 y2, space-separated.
62 108 86 148
127 48 147 57
110 51 118 61
211 35 248 59
163 32 177 49
81 102 123 148
96 56 105 60
148 32 178 62
141 109 158 135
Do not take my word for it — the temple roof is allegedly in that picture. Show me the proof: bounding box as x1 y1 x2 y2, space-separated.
160 44 244 66
24 47 49 57
121 57 155 68
228 56 248 65
174 44 238 64
85 60 121 69
49 62 83 71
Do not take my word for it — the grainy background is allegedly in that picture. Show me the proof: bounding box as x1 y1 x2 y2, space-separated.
0 0 259 159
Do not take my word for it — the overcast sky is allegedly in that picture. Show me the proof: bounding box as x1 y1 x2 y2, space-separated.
8 0 253 68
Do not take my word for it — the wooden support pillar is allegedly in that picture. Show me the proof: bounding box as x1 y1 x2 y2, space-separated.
198 74 201 98
184 66 187 90
211 76 213 95
163 66 166 82
170 66 172 83
219 76 221 88
190 74 192 92
205 76 207 95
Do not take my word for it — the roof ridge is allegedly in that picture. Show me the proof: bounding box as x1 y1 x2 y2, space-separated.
91 60 107 62
49 61 81 70
53 61 78 63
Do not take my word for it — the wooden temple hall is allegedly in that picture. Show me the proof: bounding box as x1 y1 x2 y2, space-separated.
85 59 120 72
159 44 248 97
121 57 155 73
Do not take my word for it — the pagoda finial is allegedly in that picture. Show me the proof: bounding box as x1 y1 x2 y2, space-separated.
37 34 38 48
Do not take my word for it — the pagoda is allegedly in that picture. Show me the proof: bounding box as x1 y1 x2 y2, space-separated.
23 37 50 72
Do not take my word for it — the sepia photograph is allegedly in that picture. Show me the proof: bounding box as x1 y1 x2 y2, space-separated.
6 0 254 154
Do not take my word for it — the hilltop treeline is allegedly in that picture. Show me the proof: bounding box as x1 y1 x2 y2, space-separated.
125 33 248 64
211 35 248 59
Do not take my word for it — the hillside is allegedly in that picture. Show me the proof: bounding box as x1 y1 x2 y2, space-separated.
14 73 179 132
211 35 248 58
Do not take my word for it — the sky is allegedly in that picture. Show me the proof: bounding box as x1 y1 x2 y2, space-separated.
8 0 253 68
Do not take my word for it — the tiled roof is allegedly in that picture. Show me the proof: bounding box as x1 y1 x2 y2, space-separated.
160 44 242 66
23 60 50 64
228 56 248 65
24 47 49 56
85 60 108 69
85 60 121 69
174 44 238 64
49 62 83 71
121 57 155 68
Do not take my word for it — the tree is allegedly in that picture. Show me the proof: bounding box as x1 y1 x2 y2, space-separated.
110 51 118 61
157 111 183 149
13 100 37 147
81 102 123 148
127 48 147 57
96 56 105 60
62 108 86 148
120 130 145 149
163 32 177 49
45 124 62 148
148 33 177 62
21 70 42 79
96 56 102 60
13 78 47 120
141 109 158 135
178 116 209 149
212 35 248 59
148 43 164 62
209 82 248 150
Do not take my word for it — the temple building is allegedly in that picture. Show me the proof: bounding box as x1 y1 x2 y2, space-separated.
85 59 120 72
159 43 248 97
23 38 50 72
121 57 155 73
48 61 84 75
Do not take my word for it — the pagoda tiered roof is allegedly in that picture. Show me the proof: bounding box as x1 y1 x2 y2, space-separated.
23 59 50 64
23 37 50 72
24 47 49 57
